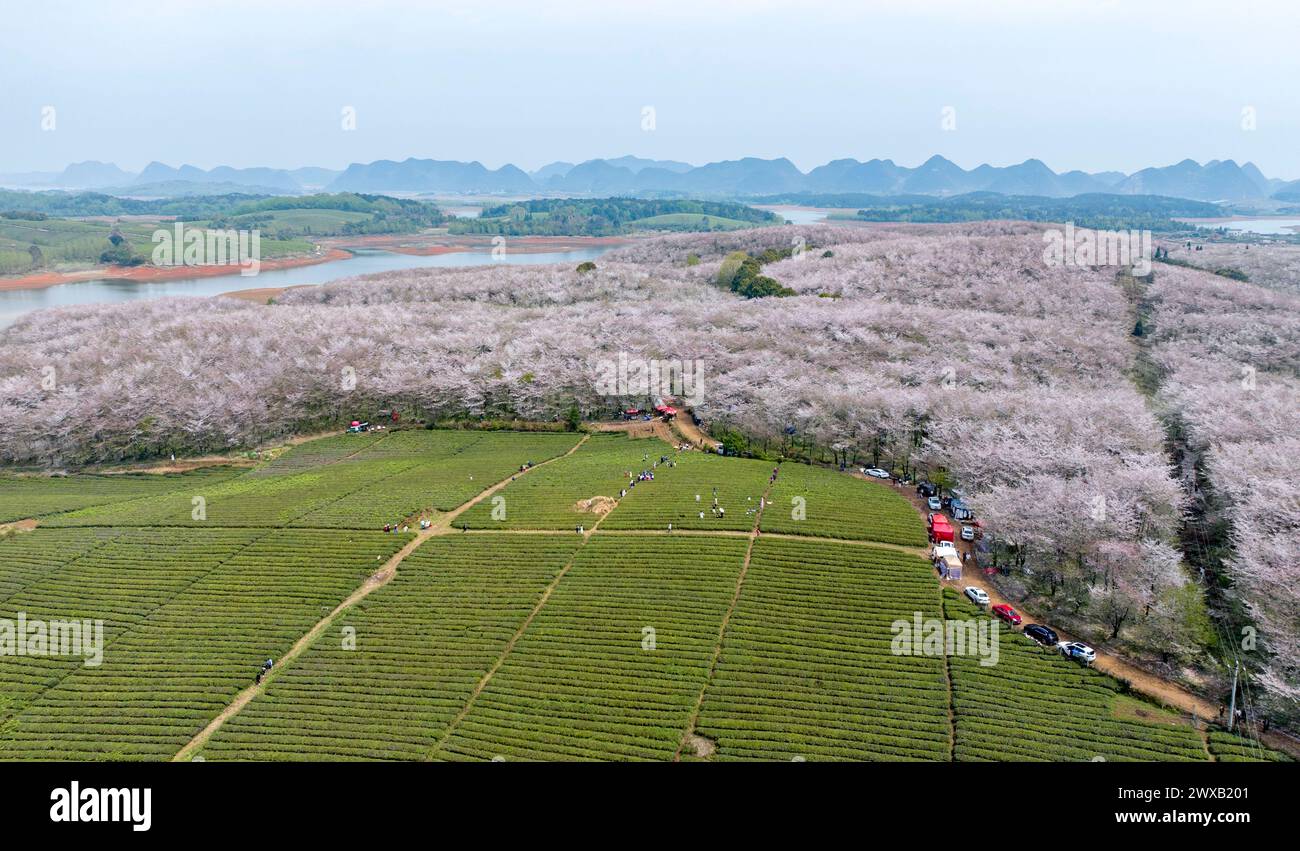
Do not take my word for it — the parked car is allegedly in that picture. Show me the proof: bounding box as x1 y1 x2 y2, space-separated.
964 586 989 606
933 541 958 558
926 496 943 511
1060 641 1096 664
1024 624 1058 646
960 524 975 541
863 467 890 479
917 481 938 498
991 604 1022 626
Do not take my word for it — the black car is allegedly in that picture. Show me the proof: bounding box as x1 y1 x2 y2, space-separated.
1024 624 1058 646
917 481 938 498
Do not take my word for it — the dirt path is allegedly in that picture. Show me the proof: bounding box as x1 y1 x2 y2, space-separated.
885 476 1230 724
941 568 1222 720
671 412 712 449
426 546 583 760
673 478 775 761
170 434 590 762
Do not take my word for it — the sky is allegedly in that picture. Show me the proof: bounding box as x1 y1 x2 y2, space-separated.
3 0 1298 179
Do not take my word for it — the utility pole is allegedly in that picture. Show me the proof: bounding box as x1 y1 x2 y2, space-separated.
1227 659 1240 731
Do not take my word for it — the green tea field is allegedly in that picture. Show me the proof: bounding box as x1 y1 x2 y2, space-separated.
0 429 1285 762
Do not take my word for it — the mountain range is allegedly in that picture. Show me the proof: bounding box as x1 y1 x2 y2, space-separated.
2 156 1296 203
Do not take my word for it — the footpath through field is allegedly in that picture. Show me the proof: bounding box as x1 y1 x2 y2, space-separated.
171 433 591 761
672 473 777 760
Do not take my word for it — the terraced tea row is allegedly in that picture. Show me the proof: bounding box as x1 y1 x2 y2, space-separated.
0 467 242 524
0 528 409 759
2 430 1282 763
598 450 773 532
454 434 659 529
941 590 1208 762
289 431 581 527
201 536 582 760
435 534 749 760
455 434 921 544
694 537 950 760
42 431 580 530
759 464 927 547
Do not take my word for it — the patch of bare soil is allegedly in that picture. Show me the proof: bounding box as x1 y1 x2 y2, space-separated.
0 519 39 536
688 734 717 759
590 420 676 443
573 496 618 516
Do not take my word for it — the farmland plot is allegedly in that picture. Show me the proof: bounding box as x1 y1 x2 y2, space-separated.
201 536 582 761
435 535 748 760
41 458 415 528
694 537 950 761
599 450 773 532
44 430 580 530
453 433 651 529
290 431 581 528
1205 731 1291 762
0 530 408 760
0 467 242 524
942 591 1208 762
0 527 123 600
758 464 927 546
0 528 264 735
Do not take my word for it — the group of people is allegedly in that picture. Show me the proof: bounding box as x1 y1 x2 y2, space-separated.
381 523 410 533
254 657 274 685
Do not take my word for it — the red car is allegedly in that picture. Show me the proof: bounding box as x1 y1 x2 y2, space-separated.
991 604 1022 626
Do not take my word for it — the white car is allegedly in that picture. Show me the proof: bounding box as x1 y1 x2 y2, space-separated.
926 496 943 511
863 467 890 479
933 541 958 558
964 586 990 606
1060 641 1096 664
960 525 975 541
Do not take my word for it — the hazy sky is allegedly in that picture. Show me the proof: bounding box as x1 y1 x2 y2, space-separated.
4 0 1298 178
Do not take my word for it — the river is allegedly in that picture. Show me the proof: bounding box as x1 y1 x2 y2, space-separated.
0 246 611 329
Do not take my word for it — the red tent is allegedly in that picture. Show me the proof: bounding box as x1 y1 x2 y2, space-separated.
929 516 955 544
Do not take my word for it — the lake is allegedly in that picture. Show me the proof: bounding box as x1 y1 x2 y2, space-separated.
754 206 830 225
1185 217 1300 235
0 246 611 329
